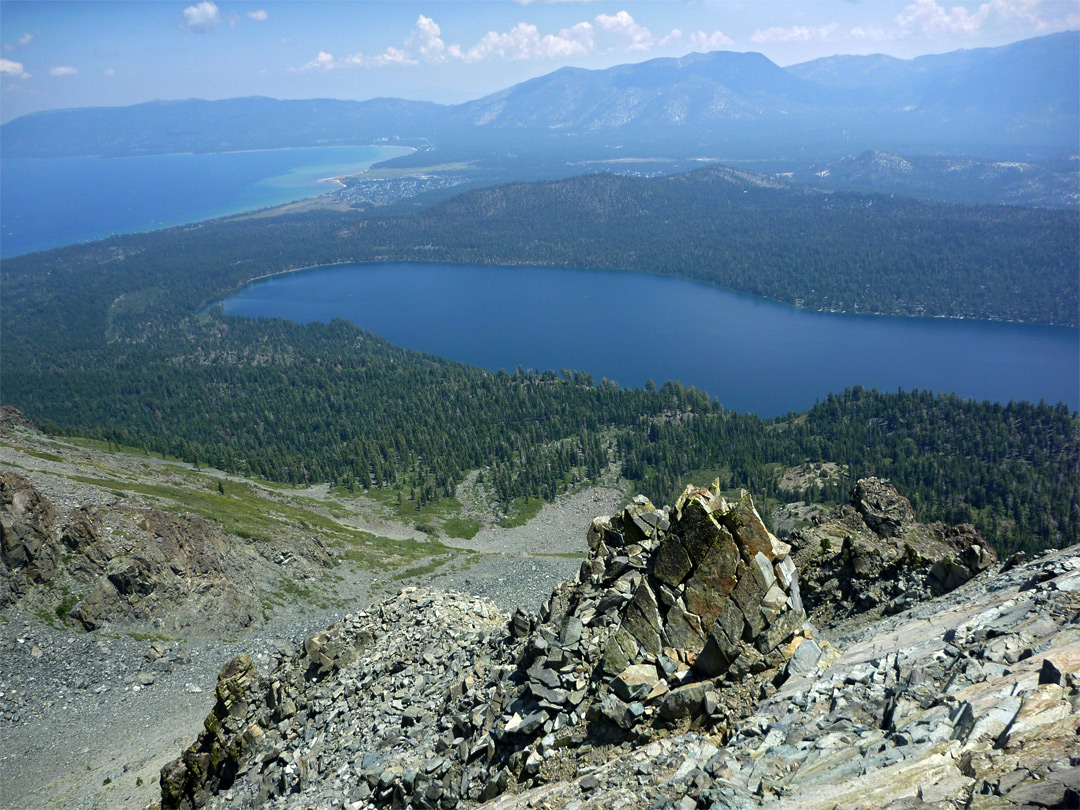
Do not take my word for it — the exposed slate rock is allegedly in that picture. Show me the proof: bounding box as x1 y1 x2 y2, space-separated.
159 484 1080 810
163 482 812 809
66 510 262 635
0 472 62 604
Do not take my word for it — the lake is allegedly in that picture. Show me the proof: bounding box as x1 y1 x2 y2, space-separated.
0 144 409 258
220 262 1080 418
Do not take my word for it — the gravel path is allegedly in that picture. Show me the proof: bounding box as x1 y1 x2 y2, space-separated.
450 485 627 556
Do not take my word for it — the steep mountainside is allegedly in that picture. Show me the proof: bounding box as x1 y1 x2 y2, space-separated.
0 414 614 810
788 30 1078 109
157 479 1080 810
445 50 830 138
1 415 1076 810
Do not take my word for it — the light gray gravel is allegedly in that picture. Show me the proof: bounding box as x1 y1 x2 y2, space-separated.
452 485 627 556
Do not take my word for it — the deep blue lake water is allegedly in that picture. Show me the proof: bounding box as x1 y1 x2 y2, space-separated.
0 145 408 258
221 262 1080 418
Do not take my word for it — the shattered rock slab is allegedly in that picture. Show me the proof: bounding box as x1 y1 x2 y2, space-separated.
161 485 1078 810
164 482 815 809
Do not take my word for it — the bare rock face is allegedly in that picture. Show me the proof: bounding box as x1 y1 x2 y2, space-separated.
851 476 916 538
160 654 262 810
0 472 62 603
578 484 808 705
0 406 40 433
158 486 1080 810
791 478 997 624
68 510 260 635
0 466 260 634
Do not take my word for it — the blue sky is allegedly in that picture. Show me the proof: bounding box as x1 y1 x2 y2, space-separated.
1 0 1077 123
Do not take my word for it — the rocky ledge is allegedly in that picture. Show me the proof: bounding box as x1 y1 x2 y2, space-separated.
790 477 999 625
0 470 334 636
160 481 1079 810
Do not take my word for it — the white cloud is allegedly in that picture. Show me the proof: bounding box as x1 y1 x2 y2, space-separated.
884 0 1077 39
688 30 734 50
750 24 839 43
0 58 30 79
410 15 446 59
596 11 654 51
990 0 1044 25
104 68 116 77
659 29 683 47
293 50 336 72
662 28 733 50
977 0 1071 30
182 1 220 33
455 21 594 62
5 32 34 53
293 45 418 73
49 65 78 76
849 25 891 40
294 9 693 73
248 9 269 22
894 0 989 35
369 46 419 67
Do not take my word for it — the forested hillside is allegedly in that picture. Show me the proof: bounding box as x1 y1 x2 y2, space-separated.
4 167 1076 337
2 167 1077 556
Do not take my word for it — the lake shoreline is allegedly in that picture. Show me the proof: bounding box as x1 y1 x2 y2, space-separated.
218 261 1080 417
219 257 1080 330
3 143 417 162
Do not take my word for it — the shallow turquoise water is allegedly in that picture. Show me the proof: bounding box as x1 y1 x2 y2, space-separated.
1 145 408 257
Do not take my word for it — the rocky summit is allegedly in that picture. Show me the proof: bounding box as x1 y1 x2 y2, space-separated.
157 480 1080 810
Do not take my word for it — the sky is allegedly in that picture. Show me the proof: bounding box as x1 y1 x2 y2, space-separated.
1 0 1077 123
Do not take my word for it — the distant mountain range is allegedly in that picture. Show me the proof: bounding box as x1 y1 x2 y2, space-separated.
2 31 1076 162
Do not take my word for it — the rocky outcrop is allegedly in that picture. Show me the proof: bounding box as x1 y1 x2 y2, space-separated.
160 654 264 809
790 478 997 624
159 485 1080 810
0 406 39 434
161 483 821 809
0 472 62 604
67 509 261 635
480 546 1080 810
689 545 1080 810
0 468 261 634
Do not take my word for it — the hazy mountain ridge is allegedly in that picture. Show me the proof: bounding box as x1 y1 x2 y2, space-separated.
2 32 1076 162
449 50 830 133
0 96 445 158
777 151 1080 208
